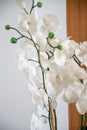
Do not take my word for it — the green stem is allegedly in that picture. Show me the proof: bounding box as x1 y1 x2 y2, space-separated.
46 51 54 59
11 27 24 37
23 8 29 15
41 115 49 120
30 5 37 14
28 59 38 63
43 103 49 112
30 0 37 14
47 38 56 49
48 99 52 130
27 31 48 95
72 54 81 66
17 36 23 40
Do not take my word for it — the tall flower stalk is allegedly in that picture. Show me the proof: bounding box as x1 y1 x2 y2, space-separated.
5 1 58 129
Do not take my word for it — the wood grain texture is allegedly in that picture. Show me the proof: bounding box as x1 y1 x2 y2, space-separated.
66 0 87 130
67 0 87 42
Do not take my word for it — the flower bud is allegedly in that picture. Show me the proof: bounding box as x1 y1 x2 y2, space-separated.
10 37 17 44
37 2 43 8
56 45 62 50
5 25 11 30
48 32 55 39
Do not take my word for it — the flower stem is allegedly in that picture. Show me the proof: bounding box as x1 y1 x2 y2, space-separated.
30 0 35 14
27 31 48 95
48 99 57 130
47 38 56 49
72 54 81 66
80 114 87 130
53 109 57 130
28 59 38 63
23 8 29 15
10 27 58 130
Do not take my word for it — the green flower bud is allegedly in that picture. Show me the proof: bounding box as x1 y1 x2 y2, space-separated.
56 45 62 50
10 37 17 44
37 2 43 8
5 25 11 30
48 32 55 39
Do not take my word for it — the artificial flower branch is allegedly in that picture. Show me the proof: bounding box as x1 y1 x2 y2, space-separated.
25 31 57 130
5 24 48 95
5 0 87 130
27 30 48 95
6 21 87 130
47 36 62 50
5 24 58 130
30 0 43 14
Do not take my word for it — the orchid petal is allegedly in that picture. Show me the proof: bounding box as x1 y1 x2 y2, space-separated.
17 0 26 8
76 98 87 114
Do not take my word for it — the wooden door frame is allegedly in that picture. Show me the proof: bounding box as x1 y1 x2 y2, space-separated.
66 0 87 130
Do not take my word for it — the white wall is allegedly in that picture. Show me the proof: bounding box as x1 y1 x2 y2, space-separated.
0 0 68 130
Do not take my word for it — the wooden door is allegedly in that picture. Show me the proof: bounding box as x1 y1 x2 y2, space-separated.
66 0 87 130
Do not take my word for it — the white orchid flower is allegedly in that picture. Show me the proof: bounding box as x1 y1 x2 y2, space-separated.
30 113 42 130
66 58 87 80
62 39 78 57
33 31 47 52
63 82 84 103
75 80 87 114
45 63 63 99
16 39 38 78
32 89 48 105
76 41 87 65
49 37 61 47
16 49 28 70
28 78 48 105
20 39 37 60
54 48 66 65
30 105 48 130
17 0 26 8
54 39 78 66
57 64 75 88
40 14 60 36
33 104 48 117
39 116 48 124
76 98 87 115
18 13 38 34
28 80 48 123
16 49 37 78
